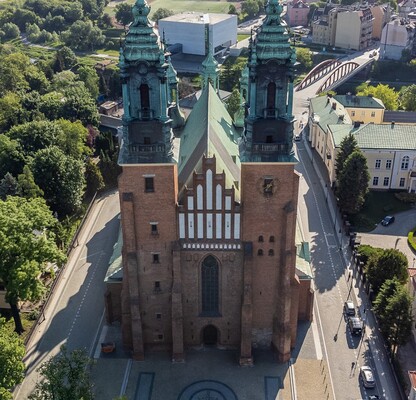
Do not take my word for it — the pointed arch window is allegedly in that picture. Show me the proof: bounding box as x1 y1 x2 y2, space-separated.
201 255 219 316
267 82 276 109
140 84 150 110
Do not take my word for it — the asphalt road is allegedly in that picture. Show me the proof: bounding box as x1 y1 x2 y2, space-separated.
14 190 120 399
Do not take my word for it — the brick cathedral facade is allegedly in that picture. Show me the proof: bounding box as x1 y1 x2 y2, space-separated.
105 0 314 364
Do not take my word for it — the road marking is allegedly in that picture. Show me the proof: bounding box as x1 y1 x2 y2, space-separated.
120 359 133 397
93 323 108 359
311 318 323 360
90 309 105 358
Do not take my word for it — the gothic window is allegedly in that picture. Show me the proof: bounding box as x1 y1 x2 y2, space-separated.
258 235 264 242
267 82 276 109
201 256 219 316
269 236 275 242
257 249 263 256
268 249 274 256
140 84 150 109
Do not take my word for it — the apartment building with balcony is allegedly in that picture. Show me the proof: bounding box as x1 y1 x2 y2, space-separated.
335 7 374 50
286 0 310 27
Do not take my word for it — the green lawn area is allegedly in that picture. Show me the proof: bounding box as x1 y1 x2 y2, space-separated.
237 34 250 42
351 191 413 232
105 0 239 16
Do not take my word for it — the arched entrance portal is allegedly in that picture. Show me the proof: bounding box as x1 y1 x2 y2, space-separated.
202 325 218 346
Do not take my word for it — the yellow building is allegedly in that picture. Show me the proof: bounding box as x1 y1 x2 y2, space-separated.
309 95 416 192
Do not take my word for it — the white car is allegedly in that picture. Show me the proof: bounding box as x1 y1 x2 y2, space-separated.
360 365 376 388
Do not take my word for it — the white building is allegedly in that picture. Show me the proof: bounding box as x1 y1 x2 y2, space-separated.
158 13 237 56
380 18 416 60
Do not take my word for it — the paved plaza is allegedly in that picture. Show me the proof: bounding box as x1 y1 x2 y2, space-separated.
90 321 334 400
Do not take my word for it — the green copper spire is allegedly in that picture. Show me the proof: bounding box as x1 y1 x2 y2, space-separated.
202 50 219 91
253 0 295 64
121 0 164 63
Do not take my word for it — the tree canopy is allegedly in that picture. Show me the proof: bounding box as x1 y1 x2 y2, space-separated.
296 48 313 70
29 345 94 400
61 20 105 51
151 8 174 22
367 248 408 294
31 146 86 216
115 3 133 28
336 149 369 214
356 83 399 111
0 196 65 333
0 318 25 399
373 278 413 350
399 84 416 111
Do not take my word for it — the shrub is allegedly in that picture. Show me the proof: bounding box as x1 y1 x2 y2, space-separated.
395 192 416 203
408 229 416 252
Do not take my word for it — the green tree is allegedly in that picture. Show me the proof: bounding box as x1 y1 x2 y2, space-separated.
296 47 313 70
53 46 77 73
0 318 25 399
98 13 112 29
373 279 413 353
399 84 416 111
43 14 66 34
335 133 358 179
17 165 44 199
115 3 133 28
0 173 18 200
31 146 86 216
229 4 238 14
0 196 65 333
11 8 40 30
85 158 104 198
356 83 399 110
337 150 369 214
151 8 174 22
6 120 61 157
61 20 105 51
357 244 383 269
29 345 94 400
77 65 99 100
0 92 25 133
367 248 408 294
56 119 91 160
0 135 25 178
2 22 20 39
226 88 241 119
242 0 260 18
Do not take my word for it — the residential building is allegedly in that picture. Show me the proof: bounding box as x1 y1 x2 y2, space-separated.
334 7 374 50
158 13 237 56
398 0 416 18
371 4 391 40
380 18 416 60
308 95 416 192
311 4 338 46
336 94 385 124
105 0 313 364
287 0 309 27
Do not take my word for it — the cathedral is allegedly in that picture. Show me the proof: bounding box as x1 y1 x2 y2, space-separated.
104 0 314 364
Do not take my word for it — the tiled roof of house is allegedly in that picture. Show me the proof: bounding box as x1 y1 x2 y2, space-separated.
335 94 385 109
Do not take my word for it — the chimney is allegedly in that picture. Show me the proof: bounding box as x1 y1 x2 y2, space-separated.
354 121 360 128
332 102 337 110
391 121 395 128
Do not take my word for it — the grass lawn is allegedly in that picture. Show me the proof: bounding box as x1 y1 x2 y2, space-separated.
237 34 250 42
105 0 240 16
351 191 413 232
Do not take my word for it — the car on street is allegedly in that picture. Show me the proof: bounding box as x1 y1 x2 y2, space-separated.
348 316 364 335
381 215 395 226
360 365 376 388
344 300 356 316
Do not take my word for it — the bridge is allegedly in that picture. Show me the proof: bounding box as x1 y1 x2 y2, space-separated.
296 48 377 96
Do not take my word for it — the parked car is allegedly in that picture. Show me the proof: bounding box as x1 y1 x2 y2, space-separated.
348 316 363 335
344 300 356 316
381 215 395 226
360 365 376 388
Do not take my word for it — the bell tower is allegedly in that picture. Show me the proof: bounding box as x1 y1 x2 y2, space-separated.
241 0 296 162
118 0 175 164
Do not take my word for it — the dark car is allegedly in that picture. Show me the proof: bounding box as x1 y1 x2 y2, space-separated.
381 215 395 226
344 300 356 316
348 316 363 335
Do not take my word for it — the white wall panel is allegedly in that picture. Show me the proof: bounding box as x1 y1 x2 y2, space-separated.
216 214 222 239
216 184 222 210
206 169 213 210
207 213 213 239
234 214 240 239
179 213 185 238
197 213 204 239
197 185 203 210
225 214 231 239
188 214 194 239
